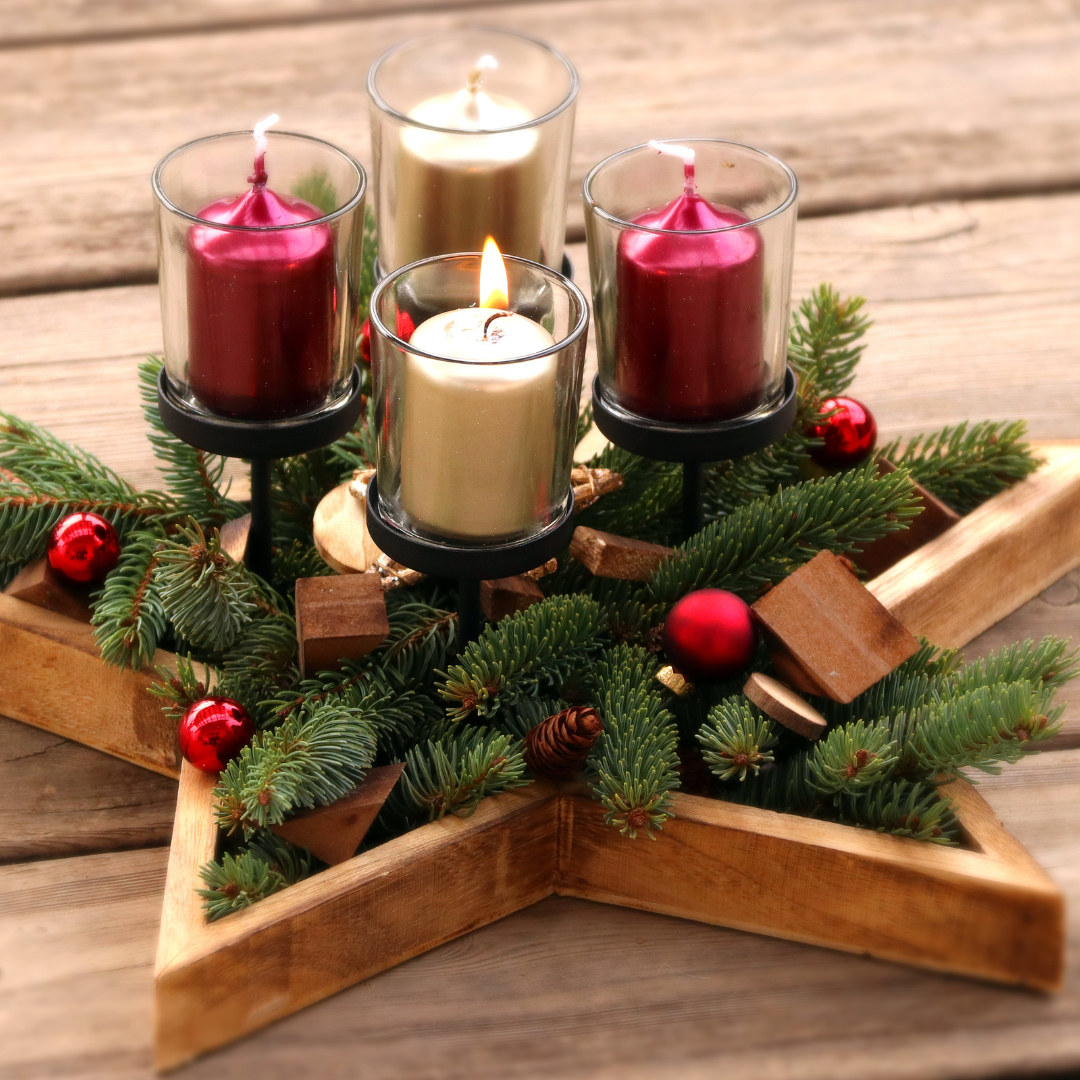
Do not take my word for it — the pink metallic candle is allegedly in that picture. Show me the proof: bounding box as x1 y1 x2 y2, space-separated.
614 142 765 422
187 115 336 420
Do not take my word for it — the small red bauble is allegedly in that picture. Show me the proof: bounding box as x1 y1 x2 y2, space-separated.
662 589 757 681
807 396 877 469
358 318 371 365
47 511 121 584
178 697 255 773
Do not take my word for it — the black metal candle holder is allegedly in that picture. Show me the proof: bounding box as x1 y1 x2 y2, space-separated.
590 366 799 538
365 476 576 646
157 366 366 580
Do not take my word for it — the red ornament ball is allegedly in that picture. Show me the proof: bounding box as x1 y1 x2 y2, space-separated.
807 396 877 469
47 511 121 584
662 589 757 681
179 697 254 773
358 317 371 365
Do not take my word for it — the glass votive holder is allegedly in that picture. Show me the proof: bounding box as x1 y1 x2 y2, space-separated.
369 252 589 545
153 129 366 422
583 139 797 425
367 29 578 275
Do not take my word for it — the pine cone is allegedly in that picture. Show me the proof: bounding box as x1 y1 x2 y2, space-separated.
524 707 603 779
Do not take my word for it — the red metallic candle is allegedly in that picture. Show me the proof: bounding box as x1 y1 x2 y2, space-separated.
614 147 765 422
187 124 335 420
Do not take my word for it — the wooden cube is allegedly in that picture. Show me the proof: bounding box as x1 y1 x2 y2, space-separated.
271 763 404 865
752 550 919 703
852 459 961 578
295 573 390 677
480 575 545 622
3 558 93 623
569 526 673 582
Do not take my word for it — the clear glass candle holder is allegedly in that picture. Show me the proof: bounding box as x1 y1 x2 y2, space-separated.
368 29 577 275
153 130 366 422
369 253 589 544
584 139 797 425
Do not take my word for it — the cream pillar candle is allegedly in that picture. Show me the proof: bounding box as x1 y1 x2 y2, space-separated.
400 239 557 540
390 54 544 271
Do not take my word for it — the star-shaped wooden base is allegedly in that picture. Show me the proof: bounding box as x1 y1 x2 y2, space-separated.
154 760 1063 1072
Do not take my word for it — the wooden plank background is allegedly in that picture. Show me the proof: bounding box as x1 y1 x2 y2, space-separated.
2 0 1080 1075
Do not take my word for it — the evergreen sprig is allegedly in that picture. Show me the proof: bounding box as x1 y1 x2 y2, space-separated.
198 832 313 921
836 781 959 844
214 705 378 837
647 462 920 608
808 720 900 794
439 595 608 723
788 284 870 406
881 420 1039 515
379 726 528 830
589 644 680 838
697 700 778 782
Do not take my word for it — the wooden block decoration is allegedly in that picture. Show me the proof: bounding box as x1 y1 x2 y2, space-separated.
480 575 545 622
155 769 1064 1069
570 465 624 510
218 514 251 564
0 593 185 777
752 550 920 703
743 672 827 740
271 763 405 865
853 459 962 579
569 526 674 582
295 574 390 677
311 479 382 575
3 557 93 623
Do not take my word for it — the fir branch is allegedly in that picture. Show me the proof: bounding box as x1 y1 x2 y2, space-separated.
905 682 1059 777
836 781 959 845
438 595 608 722
380 726 528 830
91 526 168 670
155 520 259 653
808 720 899 794
646 462 920 609
880 421 1039 515
198 832 312 921
137 358 244 524
589 644 680 838
149 653 219 724
949 637 1078 696
788 284 870 406
214 705 378 837
218 615 300 723
697 699 779 782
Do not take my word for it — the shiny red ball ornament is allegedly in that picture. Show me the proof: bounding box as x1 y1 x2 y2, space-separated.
807 396 877 469
662 589 757 681
358 317 371 365
47 511 121 584
178 697 255 773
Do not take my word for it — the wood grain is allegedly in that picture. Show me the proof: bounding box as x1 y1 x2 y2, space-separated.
869 443 1080 650
0 594 183 778
0 715 175 864
4 0 1080 294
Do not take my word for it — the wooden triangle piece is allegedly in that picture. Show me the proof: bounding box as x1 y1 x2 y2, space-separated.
271 763 405 864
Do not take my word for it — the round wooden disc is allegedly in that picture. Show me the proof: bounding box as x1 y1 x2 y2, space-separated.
312 482 382 575
743 672 828 740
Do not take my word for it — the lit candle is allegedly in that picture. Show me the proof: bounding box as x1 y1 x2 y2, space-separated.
390 55 544 271
187 114 336 420
399 238 557 540
614 141 765 422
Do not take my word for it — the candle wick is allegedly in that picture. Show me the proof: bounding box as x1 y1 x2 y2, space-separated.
250 113 280 189
648 139 698 196
466 54 498 94
483 311 511 339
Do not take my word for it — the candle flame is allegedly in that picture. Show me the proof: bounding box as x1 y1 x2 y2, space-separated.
479 237 509 310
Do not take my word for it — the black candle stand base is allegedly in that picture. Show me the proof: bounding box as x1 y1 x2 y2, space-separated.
157 366 366 580
365 476 576 645
590 366 798 538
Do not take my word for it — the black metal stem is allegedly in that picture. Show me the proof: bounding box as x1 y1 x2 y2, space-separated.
457 578 483 649
682 460 705 539
246 458 274 581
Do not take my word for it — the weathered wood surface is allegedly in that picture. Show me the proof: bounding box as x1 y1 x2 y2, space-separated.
4 193 1079 491
3 0 1080 294
1 749 1077 1080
